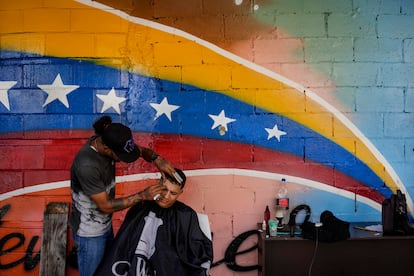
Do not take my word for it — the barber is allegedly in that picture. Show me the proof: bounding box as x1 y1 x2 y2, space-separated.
68 115 175 276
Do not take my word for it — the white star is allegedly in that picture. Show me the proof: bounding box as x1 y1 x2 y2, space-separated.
208 110 236 131
0 81 17 111
265 124 287 142
38 74 79 108
149 97 180 121
96 87 126 114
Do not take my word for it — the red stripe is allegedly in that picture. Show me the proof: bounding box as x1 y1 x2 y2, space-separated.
0 130 385 203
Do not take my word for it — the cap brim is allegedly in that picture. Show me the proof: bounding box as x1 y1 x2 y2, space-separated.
113 144 140 163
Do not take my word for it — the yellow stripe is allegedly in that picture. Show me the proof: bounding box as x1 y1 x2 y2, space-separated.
0 0 399 192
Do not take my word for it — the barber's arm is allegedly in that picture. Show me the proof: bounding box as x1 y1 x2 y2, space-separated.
138 146 176 178
90 183 166 214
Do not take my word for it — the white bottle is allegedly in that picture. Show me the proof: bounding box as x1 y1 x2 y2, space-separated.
278 178 288 199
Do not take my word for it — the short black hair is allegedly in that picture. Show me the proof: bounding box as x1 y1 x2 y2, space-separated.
165 168 186 189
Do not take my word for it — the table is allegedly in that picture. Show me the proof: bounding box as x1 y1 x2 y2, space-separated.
258 223 414 276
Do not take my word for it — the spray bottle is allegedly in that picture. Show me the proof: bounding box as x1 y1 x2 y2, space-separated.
264 205 270 236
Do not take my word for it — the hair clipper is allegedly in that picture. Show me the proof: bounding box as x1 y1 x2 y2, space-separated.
173 171 183 184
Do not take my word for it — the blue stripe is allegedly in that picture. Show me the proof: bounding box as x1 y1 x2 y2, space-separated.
0 52 391 197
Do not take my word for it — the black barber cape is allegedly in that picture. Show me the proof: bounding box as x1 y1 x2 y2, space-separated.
94 201 213 276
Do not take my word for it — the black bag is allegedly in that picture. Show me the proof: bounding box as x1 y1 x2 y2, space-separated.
301 210 350 243
382 190 414 236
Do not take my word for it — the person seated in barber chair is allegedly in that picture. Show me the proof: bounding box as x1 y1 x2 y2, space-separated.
94 169 213 276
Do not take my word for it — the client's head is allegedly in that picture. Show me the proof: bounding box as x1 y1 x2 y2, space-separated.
156 168 186 209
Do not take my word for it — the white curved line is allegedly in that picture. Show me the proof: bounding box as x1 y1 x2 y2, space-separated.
0 180 70 201
0 169 381 212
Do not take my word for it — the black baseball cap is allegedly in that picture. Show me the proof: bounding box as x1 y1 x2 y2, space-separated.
101 123 140 163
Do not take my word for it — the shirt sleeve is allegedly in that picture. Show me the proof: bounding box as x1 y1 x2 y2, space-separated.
75 165 107 196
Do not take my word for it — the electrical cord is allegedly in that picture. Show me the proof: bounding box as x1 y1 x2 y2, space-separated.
211 230 260 271
308 223 322 276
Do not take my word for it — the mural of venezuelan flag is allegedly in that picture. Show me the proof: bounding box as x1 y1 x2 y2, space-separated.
1 1 412 275
0 0 411 229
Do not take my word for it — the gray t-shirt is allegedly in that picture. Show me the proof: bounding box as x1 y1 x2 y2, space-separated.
69 137 115 237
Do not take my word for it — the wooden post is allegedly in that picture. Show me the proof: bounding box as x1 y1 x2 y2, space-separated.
39 202 69 276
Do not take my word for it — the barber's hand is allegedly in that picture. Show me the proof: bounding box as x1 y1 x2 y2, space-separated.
153 156 176 181
141 183 166 201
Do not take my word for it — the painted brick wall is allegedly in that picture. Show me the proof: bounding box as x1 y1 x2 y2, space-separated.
0 1 413 275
